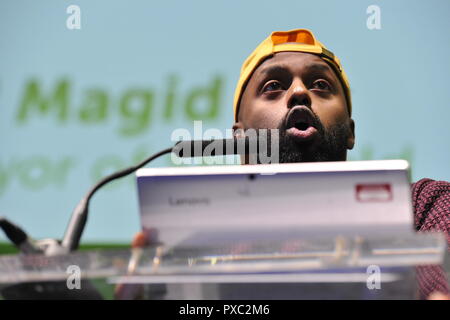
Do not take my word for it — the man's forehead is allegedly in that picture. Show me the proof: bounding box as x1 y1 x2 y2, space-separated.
253 51 333 77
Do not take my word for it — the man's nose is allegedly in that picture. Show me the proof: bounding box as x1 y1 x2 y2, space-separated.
287 81 311 109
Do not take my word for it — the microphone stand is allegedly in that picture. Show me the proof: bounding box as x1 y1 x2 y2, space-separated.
0 147 173 256
61 147 173 253
1 136 261 256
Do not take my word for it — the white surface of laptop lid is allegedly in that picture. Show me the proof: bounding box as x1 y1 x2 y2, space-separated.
136 160 414 249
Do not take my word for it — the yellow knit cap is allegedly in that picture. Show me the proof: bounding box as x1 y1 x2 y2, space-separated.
233 28 351 121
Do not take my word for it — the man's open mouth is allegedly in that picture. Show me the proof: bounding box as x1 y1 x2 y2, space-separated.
285 106 319 142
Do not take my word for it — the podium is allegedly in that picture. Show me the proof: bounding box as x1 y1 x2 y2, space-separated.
0 232 447 299
1 161 447 299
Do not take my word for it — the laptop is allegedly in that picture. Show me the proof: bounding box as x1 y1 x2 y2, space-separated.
136 160 415 252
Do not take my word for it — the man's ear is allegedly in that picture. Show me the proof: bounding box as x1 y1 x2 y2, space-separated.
346 118 355 150
232 122 248 164
232 122 245 138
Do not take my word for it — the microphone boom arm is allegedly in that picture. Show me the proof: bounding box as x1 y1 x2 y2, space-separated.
2 135 270 255
61 147 173 252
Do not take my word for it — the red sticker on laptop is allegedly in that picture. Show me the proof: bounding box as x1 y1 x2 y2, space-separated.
356 184 392 202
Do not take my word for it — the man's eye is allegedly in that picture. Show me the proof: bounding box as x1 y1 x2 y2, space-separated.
262 81 283 93
311 80 331 91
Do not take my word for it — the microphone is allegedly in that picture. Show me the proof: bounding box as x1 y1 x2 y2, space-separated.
0 217 42 254
61 133 278 253
0 216 104 300
172 135 275 158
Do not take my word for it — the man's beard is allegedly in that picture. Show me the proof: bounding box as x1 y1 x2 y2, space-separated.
276 111 351 163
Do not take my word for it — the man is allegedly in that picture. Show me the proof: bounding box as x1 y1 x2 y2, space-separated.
231 28 449 299
119 29 449 300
